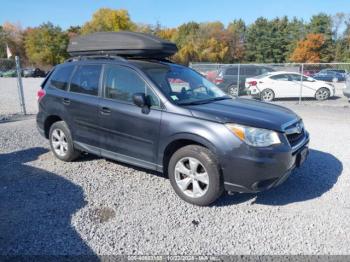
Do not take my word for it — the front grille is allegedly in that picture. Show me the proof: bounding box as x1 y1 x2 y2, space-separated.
286 130 305 147
285 121 306 148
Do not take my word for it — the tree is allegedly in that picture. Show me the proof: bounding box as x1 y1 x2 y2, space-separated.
227 19 246 62
0 26 6 58
24 22 69 66
290 33 325 62
66 26 81 38
81 8 135 34
1 22 25 59
308 13 334 62
245 17 275 63
156 28 177 42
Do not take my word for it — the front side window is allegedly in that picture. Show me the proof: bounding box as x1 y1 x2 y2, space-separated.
103 65 160 107
145 64 229 105
70 65 101 96
50 65 75 90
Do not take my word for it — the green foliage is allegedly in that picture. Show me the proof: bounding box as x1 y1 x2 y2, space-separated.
24 22 69 66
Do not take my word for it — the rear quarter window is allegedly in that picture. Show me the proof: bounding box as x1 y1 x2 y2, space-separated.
49 65 75 90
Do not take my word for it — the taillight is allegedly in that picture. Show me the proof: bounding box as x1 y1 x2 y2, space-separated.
215 77 224 84
248 81 257 86
37 89 46 102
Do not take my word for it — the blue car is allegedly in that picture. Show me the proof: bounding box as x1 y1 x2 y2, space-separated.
313 69 346 82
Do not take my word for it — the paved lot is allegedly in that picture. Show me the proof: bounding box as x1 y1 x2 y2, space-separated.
1 87 350 255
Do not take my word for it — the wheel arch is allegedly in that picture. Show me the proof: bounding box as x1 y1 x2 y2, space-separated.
161 133 219 175
43 115 64 139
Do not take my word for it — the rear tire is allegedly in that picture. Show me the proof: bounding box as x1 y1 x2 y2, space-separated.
49 121 80 162
260 88 275 102
315 87 330 101
228 85 239 97
168 145 224 206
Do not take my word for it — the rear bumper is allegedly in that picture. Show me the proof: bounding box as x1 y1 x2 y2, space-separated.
222 135 309 193
36 111 46 138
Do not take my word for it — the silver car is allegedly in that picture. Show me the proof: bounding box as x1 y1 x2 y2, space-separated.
344 75 350 101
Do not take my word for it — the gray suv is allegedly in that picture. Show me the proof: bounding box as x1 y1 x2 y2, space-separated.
37 56 309 206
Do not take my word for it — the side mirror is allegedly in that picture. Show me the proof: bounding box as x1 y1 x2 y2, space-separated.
132 93 148 108
307 77 314 82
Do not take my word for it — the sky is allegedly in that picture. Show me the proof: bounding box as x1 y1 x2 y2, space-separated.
0 0 347 29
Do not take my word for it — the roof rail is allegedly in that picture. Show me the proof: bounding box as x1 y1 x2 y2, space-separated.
65 54 127 63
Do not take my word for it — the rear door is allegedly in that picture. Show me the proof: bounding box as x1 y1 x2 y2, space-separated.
268 73 296 98
64 64 102 149
98 64 162 169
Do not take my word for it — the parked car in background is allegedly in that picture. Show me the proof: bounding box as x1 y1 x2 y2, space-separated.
312 69 346 82
303 69 319 77
344 75 350 102
246 71 335 102
2 69 17 77
0 70 4 77
23 68 47 78
214 65 275 96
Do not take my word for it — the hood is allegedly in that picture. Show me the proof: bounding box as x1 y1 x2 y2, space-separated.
187 98 299 132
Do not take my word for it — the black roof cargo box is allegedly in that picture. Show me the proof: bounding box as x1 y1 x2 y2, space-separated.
67 31 178 58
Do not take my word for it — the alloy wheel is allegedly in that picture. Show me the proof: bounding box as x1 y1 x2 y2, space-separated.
262 90 274 101
174 157 209 198
229 87 239 97
51 128 68 157
315 89 330 100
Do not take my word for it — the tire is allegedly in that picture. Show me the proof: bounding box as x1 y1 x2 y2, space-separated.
168 145 224 206
315 87 330 101
228 85 239 97
260 88 275 102
49 121 80 162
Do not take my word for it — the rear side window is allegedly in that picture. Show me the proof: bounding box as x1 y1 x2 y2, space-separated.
70 65 102 96
225 67 238 75
270 74 289 81
49 65 74 90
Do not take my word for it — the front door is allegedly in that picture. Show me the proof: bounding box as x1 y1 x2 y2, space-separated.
99 64 162 169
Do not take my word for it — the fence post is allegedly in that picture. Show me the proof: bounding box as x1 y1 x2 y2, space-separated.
237 64 241 97
298 63 304 105
15 56 26 115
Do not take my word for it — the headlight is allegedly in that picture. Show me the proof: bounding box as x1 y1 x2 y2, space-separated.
225 123 281 147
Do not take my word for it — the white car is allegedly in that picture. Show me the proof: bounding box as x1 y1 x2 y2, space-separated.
245 71 335 102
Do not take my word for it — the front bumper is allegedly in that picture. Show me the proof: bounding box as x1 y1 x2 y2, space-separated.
222 133 309 193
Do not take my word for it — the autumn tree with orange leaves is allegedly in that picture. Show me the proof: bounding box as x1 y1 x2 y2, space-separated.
290 33 325 62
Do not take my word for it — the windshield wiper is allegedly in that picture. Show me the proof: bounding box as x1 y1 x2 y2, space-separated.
178 96 231 106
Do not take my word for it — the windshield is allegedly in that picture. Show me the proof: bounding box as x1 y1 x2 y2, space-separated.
144 64 229 105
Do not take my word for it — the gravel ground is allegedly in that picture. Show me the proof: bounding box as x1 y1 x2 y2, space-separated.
0 100 350 255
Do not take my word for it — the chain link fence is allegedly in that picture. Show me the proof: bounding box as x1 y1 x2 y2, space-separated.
190 62 350 107
0 57 28 118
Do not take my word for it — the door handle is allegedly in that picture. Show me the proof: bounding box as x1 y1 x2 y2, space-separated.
100 107 111 115
62 98 70 105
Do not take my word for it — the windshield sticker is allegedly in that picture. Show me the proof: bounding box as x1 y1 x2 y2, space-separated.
171 95 179 101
